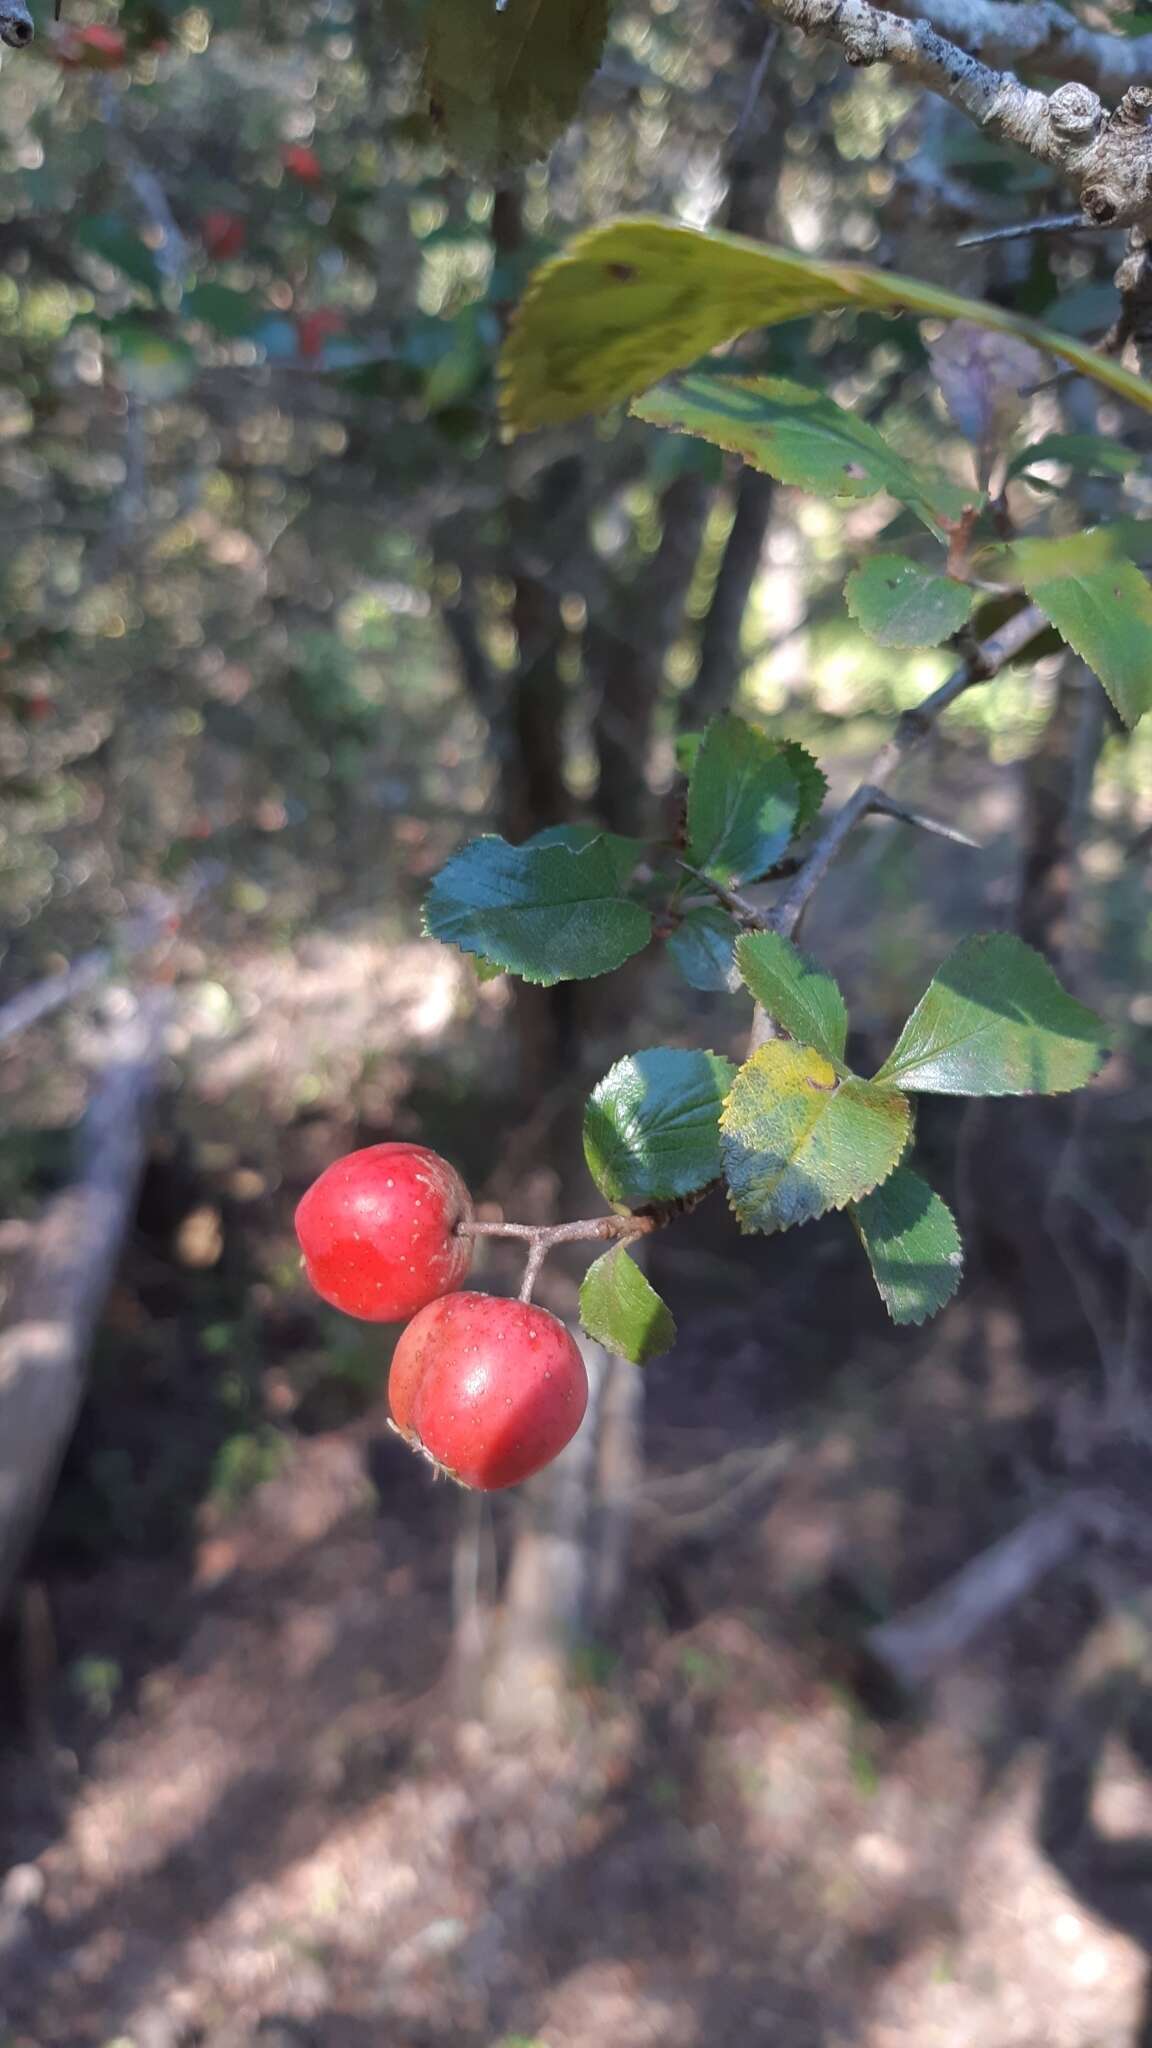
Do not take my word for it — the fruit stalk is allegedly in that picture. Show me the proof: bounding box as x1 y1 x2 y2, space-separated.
458 1212 655 1301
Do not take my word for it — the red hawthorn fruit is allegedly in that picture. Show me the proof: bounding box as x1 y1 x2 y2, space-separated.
295 1142 473 1323
388 1292 589 1491
201 210 246 261
295 308 344 362
55 24 128 68
282 144 323 185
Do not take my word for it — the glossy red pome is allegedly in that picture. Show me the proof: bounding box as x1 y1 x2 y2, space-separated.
388 1291 589 1491
295 1143 473 1323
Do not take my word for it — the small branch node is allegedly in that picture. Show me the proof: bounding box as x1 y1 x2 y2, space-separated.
1049 81 1103 143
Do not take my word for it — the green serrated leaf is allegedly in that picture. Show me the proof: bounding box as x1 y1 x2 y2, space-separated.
523 822 645 889
584 1047 735 1209
735 931 849 1066
721 1042 912 1234
1022 555 1152 729
425 835 651 987
778 741 827 837
425 0 611 171
1006 432 1140 485
635 374 972 532
676 730 703 776
850 1167 964 1326
686 715 799 885
845 555 974 648
667 906 740 993
873 933 1107 1096
501 218 1152 434
472 956 505 983
579 1245 676 1363
980 525 1152 584
677 732 823 840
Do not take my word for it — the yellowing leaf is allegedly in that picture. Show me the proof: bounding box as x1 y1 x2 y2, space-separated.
501 218 1152 433
720 1041 912 1234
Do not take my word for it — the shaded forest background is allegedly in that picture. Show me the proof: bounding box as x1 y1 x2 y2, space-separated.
2 0 1152 2042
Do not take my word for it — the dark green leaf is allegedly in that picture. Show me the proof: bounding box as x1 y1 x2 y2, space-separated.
735 931 849 1065
686 715 799 885
845 555 973 647
779 741 827 837
667 906 740 992
426 0 611 171
1006 432 1140 485
524 822 644 889
634 373 972 532
425 834 651 987
721 1042 912 1233
872 933 1107 1095
584 1047 735 1209
579 1245 676 1363
850 1167 964 1325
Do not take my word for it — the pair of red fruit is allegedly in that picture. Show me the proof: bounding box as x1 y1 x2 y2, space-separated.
295 1145 588 1491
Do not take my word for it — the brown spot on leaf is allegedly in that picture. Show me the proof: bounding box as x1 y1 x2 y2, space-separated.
606 262 638 282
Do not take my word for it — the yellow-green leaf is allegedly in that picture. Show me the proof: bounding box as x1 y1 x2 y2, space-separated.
720 1041 912 1234
501 218 1152 433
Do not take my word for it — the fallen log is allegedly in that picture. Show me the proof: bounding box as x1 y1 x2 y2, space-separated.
0 986 170 1612
866 1488 1124 1692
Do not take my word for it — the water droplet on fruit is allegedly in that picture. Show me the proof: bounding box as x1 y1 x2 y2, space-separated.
505 1398 513 1408
386 1177 395 1187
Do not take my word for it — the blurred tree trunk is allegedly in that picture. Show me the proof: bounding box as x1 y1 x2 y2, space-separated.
1017 661 1102 965
590 468 711 834
455 41 793 1722
679 4 787 732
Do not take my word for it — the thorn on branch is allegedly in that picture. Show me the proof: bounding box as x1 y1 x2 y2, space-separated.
867 791 982 848
957 213 1092 247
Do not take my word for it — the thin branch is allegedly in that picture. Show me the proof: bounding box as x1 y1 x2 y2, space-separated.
862 0 1152 99
760 0 1152 231
675 860 771 924
460 1212 657 1303
866 790 982 847
0 872 212 1051
738 604 1045 1053
957 212 1091 248
866 1492 1105 1690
